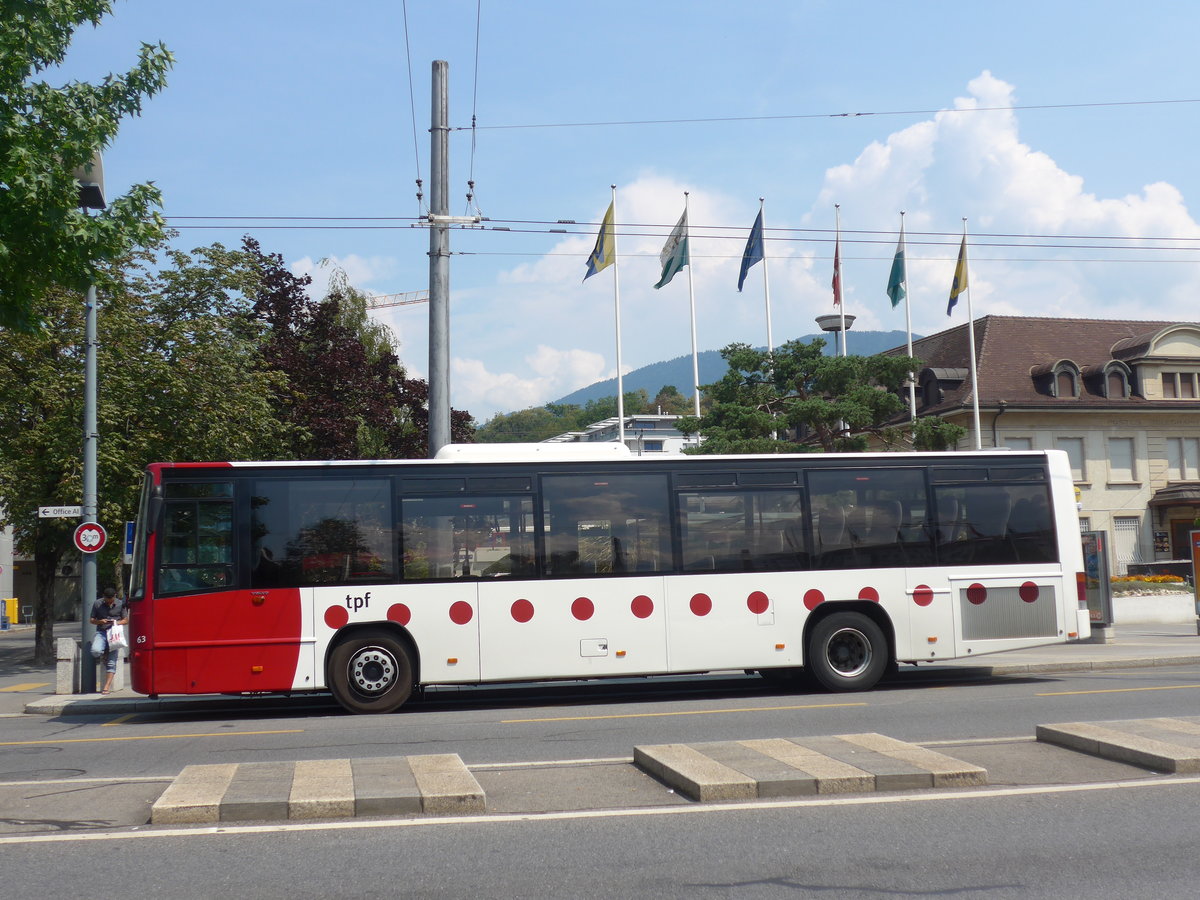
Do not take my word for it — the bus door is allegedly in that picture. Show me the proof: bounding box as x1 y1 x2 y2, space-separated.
668 484 806 672
153 480 306 694
477 473 671 681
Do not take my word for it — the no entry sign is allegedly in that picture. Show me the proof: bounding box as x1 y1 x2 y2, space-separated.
73 522 107 554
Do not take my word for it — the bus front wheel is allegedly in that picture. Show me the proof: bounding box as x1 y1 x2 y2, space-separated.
328 629 414 714
806 612 888 692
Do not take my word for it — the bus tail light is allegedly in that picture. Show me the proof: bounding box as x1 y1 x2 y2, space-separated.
1076 572 1087 609
251 665 264 674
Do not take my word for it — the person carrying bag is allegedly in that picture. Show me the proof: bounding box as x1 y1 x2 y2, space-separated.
89 586 128 694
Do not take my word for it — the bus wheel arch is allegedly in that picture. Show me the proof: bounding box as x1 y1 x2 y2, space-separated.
326 624 419 714
803 603 894 692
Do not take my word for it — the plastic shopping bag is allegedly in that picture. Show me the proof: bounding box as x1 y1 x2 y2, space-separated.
107 623 128 650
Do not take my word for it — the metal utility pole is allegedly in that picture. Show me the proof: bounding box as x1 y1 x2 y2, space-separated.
427 60 451 457
75 155 105 693
79 282 99 692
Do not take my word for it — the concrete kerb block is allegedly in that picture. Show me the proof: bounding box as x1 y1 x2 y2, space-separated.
151 763 238 825
408 753 485 814
55 637 80 695
634 744 757 802
1037 721 1200 774
289 758 355 819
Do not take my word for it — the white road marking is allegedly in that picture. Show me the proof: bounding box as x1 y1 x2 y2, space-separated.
2 774 1197 846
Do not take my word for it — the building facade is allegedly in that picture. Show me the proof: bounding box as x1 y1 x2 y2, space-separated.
891 316 1200 572
543 414 698 455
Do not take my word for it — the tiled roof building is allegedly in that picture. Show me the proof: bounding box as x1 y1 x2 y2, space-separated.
887 316 1200 570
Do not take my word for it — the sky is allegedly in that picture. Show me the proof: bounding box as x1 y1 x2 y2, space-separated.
52 0 1200 422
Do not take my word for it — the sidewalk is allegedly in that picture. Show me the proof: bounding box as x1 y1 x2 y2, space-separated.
2 620 1198 718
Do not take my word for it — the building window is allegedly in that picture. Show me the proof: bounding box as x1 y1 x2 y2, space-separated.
1057 437 1085 482
1107 437 1136 482
1056 370 1076 398
1004 437 1033 451
1079 517 1091 531
1163 372 1198 399
1106 370 1128 398
1113 516 1142 575
1165 437 1200 481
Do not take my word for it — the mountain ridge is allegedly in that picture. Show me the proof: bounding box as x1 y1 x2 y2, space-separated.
550 330 917 408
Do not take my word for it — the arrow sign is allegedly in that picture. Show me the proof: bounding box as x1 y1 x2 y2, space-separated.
39 505 82 518
73 522 107 554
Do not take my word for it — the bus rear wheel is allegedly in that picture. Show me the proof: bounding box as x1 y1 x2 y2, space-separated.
806 611 888 692
328 629 414 714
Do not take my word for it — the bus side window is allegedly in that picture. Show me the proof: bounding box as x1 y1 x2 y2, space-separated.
158 482 234 595
807 468 930 570
677 489 805 573
542 474 670 577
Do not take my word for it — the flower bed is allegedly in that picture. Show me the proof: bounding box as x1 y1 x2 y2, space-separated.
1111 574 1193 596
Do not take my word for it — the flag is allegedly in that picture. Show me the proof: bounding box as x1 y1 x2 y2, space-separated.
737 210 764 292
583 202 615 281
886 226 906 308
832 234 842 306
947 235 968 315
654 209 689 289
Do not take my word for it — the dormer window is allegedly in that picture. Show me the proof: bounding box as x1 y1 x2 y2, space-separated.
1056 369 1076 398
1162 372 1198 399
1030 359 1080 399
1103 361 1132 399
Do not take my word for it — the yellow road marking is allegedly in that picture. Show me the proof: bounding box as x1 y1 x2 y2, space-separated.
102 713 136 727
1037 683 1200 697
0 682 51 692
0 729 303 747
503 701 866 724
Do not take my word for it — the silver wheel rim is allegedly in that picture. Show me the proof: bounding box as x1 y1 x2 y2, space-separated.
825 627 872 679
348 645 399 695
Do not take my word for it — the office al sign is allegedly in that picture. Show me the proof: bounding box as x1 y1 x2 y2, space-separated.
38 505 82 518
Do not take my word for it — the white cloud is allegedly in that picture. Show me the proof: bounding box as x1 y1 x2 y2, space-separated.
452 345 610 421
290 254 400 299
351 71 1200 423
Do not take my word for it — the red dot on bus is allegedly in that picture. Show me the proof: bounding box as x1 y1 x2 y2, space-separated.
387 603 411 626
1020 582 1040 603
572 597 594 621
511 599 534 623
913 585 934 607
324 606 349 629
858 586 880 603
803 589 824 611
690 593 712 616
747 591 769 614
449 601 474 625
967 583 987 605
631 595 654 619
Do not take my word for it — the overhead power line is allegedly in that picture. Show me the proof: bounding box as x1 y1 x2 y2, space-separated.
453 97 1200 132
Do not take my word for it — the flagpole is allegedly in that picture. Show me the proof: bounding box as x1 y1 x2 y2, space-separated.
835 204 846 357
684 192 702 418
612 184 625 445
759 198 773 355
901 212 916 420
962 217 982 449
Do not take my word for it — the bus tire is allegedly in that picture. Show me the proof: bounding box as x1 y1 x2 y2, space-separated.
328 628 414 714
806 611 888 692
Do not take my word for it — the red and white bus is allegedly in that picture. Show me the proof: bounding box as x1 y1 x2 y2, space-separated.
127 445 1088 713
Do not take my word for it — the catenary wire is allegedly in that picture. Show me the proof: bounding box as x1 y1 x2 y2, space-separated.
452 97 1200 131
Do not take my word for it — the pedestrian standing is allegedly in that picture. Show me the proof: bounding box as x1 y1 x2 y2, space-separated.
89 585 127 694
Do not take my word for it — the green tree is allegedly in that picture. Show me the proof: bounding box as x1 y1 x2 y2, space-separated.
0 242 293 662
650 384 694 415
475 406 569 443
677 338 964 454
0 1 173 330
244 238 473 460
